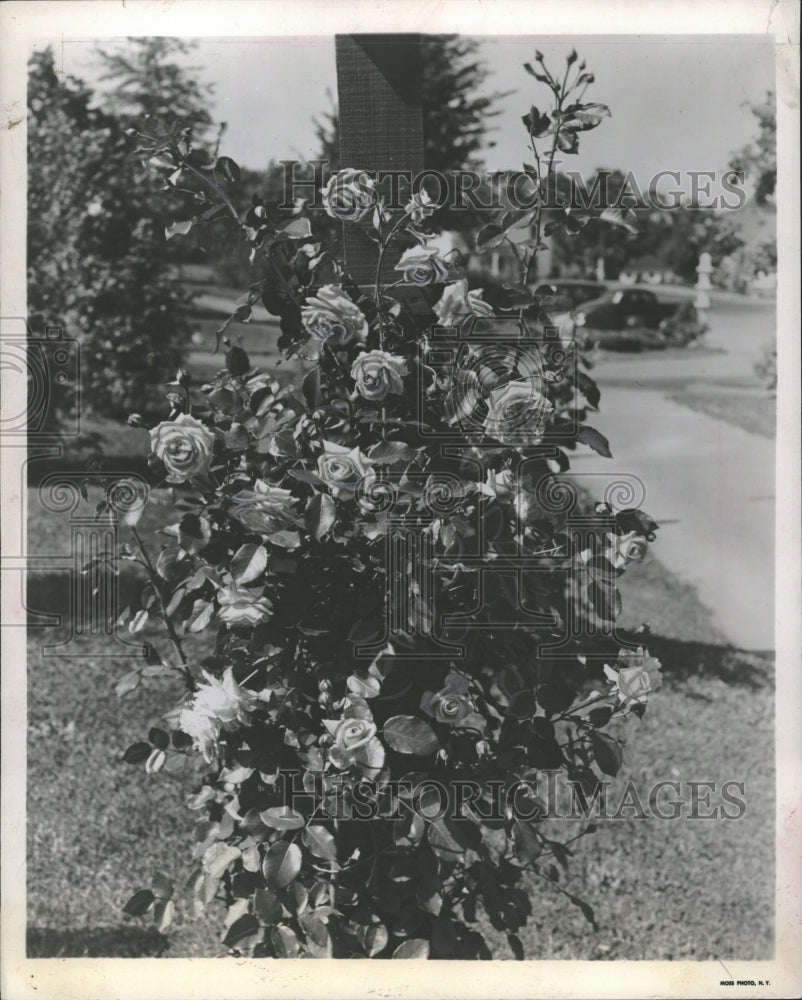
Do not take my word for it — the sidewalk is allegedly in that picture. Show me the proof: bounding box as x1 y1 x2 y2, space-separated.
573 383 775 651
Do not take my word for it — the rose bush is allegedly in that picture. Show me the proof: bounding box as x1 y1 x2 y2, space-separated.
116 50 664 960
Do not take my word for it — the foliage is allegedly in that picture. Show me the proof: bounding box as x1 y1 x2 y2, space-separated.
114 50 662 959
729 92 776 207
95 37 215 135
754 339 777 394
27 49 193 419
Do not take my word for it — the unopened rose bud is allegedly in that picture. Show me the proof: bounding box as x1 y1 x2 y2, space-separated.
226 345 250 377
176 367 192 387
127 413 144 427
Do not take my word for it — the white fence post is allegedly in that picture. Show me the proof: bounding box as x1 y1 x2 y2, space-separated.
694 251 713 311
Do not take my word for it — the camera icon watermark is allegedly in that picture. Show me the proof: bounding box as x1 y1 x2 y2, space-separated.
0 317 82 438
418 314 579 445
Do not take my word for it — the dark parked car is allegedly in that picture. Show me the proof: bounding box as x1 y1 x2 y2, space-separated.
532 279 607 312
573 288 679 331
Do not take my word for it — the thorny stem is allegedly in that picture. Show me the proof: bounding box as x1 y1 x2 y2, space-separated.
131 526 190 674
374 214 409 349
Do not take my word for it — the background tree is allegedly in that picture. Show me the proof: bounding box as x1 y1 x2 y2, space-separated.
729 92 776 206
95 37 214 135
27 48 194 419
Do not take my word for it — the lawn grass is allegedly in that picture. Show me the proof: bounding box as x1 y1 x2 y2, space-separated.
25 485 774 959
667 386 775 439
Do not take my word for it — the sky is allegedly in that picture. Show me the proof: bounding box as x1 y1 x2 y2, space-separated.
50 34 775 184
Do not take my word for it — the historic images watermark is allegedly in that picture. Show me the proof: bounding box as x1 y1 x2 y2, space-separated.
277 772 749 822
280 161 749 213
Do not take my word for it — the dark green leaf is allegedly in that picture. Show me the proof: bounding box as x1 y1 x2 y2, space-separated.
263 840 302 890
123 888 154 917
577 425 612 458
271 923 300 957
536 683 576 715
357 921 388 957
299 913 331 957
148 727 169 750
392 938 430 959
304 493 336 541
507 932 524 960
253 888 282 924
223 913 262 949
476 224 505 251
590 731 623 776
259 806 305 831
302 825 337 861
122 741 152 765
384 716 440 755
231 543 267 585
217 156 241 184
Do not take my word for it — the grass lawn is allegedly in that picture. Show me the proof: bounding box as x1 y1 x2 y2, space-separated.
667 386 775 440
25 486 774 959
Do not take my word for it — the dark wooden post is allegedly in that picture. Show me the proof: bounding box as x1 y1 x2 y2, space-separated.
334 35 424 285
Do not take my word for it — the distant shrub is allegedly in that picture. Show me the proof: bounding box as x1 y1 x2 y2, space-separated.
27 49 190 419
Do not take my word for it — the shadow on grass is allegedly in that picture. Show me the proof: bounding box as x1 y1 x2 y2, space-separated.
27 924 169 958
644 633 773 690
26 569 774 691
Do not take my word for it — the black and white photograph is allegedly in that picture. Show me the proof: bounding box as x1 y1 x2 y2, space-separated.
1 2 799 998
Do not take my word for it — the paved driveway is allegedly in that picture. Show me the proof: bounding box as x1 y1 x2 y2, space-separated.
573 298 776 651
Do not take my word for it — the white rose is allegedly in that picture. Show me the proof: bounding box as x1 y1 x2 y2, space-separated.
604 530 649 570
217 584 273 627
404 188 438 224
301 285 368 346
317 440 373 499
421 671 474 725
395 245 449 286
604 647 663 706
322 717 383 771
350 350 408 401
193 667 259 727
229 480 298 535
434 279 494 326
321 168 377 222
178 707 221 764
149 413 215 484
178 667 259 762
483 379 553 445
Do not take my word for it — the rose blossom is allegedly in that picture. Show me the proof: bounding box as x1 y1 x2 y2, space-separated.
179 666 258 762
317 440 373 499
194 667 258 726
178 708 221 764
301 285 368 346
421 671 474 725
604 530 649 570
322 716 384 771
404 188 439 224
604 647 662 706
321 168 377 222
350 350 408 402
483 378 553 445
229 480 298 535
149 413 215 484
217 584 273 627
434 279 494 327
394 246 450 286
